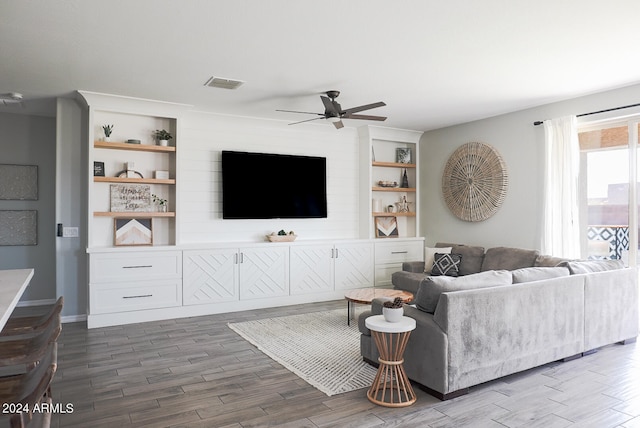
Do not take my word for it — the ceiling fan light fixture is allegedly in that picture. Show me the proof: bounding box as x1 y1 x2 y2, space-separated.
327 116 341 123
204 76 244 90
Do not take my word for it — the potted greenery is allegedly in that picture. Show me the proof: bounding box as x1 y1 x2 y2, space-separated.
382 297 404 323
152 194 168 212
153 129 172 146
102 124 114 142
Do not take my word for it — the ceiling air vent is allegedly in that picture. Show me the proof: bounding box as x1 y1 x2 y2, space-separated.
204 77 244 90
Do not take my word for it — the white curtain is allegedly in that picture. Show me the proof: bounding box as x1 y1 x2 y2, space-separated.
542 115 581 258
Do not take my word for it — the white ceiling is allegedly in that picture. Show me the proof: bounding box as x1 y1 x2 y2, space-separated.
2 1 640 131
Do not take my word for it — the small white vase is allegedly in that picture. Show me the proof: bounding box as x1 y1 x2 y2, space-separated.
158 139 168 146
383 306 403 323
104 136 111 142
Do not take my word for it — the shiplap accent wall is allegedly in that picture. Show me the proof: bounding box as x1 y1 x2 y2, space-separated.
179 111 360 243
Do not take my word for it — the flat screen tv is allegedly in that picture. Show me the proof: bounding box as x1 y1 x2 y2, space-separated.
222 150 327 219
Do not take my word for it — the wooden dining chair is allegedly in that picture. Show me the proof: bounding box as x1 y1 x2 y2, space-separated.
0 297 64 337
0 313 61 370
0 342 57 428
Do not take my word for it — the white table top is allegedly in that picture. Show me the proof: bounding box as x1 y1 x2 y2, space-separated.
365 315 416 333
0 269 34 331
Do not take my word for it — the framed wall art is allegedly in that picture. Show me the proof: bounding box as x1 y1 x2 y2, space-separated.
110 184 151 212
114 218 153 246
375 216 398 238
0 210 37 246
0 164 38 200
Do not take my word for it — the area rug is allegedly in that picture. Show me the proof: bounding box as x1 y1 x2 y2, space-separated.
227 308 377 396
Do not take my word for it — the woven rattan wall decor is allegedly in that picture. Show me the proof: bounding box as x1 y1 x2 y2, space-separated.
442 142 508 222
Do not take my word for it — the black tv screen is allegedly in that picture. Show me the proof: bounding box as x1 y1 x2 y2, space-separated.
222 151 327 219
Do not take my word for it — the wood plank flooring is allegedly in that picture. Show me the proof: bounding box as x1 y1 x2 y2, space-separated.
2 300 640 427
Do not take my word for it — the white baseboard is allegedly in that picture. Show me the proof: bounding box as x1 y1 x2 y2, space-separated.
16 298 56 307
62 314 87 324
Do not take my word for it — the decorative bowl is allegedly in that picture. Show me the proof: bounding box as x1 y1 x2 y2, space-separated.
266 234 297 242
377 181 398 188
126 139 141 144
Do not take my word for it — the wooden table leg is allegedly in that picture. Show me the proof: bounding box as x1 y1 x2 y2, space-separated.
367 330 416 407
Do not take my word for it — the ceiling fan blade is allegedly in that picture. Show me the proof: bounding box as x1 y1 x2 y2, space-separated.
342 101 386 115
343 113 387 121
288 117 326 126
333 120 344 129
276 109 324 116
321 96 340 115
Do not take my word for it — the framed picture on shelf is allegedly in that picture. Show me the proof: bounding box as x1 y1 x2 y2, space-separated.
114 218 153 246
110 184 151 212
375 216 399 238
93 161 105 177
396 148 412 164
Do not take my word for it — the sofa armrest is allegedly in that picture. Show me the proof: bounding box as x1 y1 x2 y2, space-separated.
402 261 425 273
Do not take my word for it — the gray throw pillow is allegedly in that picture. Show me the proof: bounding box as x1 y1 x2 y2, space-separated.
431 253 461 277
566 259 624 274
511 266 570 283
415 270 512 314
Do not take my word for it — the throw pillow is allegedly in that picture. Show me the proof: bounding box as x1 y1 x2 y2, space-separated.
415 269 512 313
566 259 624 274
424 246 452 274
431 253 462 277
511 266 570 283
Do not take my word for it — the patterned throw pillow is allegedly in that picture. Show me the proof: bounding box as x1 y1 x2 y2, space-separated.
431 253 462 277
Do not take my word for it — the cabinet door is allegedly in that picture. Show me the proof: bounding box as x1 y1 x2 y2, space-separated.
334 242 374 290
239 246 289 300
290 245 334 295
183 249 239 305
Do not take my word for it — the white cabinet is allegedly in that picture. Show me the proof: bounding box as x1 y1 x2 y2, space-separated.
89 250 183 315
290 241 374 294
183 248 238 305
374 239 424 287
183 246 288 305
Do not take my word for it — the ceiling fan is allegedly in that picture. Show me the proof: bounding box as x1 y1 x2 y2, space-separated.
0 92 24 107
277 90 386 129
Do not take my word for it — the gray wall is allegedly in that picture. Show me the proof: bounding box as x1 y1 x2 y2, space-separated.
0 112 56 301
421 82 640 250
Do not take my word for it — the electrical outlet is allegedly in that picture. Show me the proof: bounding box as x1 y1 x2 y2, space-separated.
62 227 79 238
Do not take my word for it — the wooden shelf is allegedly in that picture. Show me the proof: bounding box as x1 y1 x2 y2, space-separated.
372 187 416 192
94 141 176 153
93 177 175 185
93 212 175 218
373 212 416 217
372 161 416 168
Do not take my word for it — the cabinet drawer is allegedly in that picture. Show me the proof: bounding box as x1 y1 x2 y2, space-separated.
90 251 182 283
90 279 182 314
375 241 422 264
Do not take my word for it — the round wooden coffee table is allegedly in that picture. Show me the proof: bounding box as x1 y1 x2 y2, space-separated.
343 288 414 325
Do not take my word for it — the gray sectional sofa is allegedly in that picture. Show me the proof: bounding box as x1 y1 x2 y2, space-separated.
358 243 639 400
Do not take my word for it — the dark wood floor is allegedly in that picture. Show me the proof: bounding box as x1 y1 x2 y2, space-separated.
3 300 640 427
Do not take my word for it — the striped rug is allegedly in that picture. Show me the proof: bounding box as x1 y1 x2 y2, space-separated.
228 308 377 396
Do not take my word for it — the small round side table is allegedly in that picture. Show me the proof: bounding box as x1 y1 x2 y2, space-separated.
365 314 417 407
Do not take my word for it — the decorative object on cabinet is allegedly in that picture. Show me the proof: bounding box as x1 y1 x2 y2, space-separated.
375 216 398 238
442 142 508 222
377 180 398 188
102 124 113 142
153 129 172 146
266 230 297 242
0 210 37 246
93 161 105 177
110 184 151 212
126 139 141 144
395 196 412 213
400 168 409 188
0 164 38 200
396 148 411 164
151 194 168 212
115 162 144 179
114 218 153 246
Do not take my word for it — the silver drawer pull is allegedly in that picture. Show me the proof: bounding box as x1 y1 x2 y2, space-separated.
122 265 153 269
391 251 408 254
123 294 153 299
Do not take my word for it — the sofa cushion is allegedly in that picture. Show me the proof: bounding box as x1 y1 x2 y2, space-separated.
511 266 571 283
534 254 573 267
392 271 426 294
566 259 624 274
431 253 461 277
436 243 485 276
481 246 540 271
424 246 452 274
415 269 512 313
